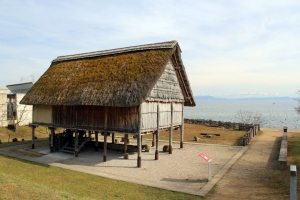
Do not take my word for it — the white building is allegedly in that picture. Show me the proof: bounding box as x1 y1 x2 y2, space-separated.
0 82 33 128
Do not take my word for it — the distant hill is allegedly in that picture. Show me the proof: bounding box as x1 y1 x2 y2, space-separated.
194 95 296 102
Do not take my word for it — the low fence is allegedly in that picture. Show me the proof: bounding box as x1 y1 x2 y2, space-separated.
185 118 260 146
184 118 260 131
241 125 259 146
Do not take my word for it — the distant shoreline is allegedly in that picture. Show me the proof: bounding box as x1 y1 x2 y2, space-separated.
194 95 297 102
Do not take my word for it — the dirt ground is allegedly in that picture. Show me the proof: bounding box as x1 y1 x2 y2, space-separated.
206 128 291 200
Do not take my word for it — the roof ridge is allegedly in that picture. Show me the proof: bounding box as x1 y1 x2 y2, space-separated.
52 40 178 63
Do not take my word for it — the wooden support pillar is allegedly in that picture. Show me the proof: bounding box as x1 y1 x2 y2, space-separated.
169 102 173 154
74 130 79 157
155 104 160 160
124 134 128 159
95 131 99 151
152 133 155 147
31 125 36 149
137 105 142 167
180 123 184 148
88 131 92 141
103 132 107 162
112 133 115 144
50 127 55 152
180 103 184 148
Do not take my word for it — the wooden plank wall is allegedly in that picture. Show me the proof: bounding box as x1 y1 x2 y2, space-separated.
141 101 182 132
52 105 139 132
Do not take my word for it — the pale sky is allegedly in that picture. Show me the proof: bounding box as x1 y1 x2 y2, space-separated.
1 0 300 98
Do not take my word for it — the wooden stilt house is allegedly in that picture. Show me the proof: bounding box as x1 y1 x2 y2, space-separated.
20 40 196 167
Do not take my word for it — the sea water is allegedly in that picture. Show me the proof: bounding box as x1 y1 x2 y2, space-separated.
184 100 300 129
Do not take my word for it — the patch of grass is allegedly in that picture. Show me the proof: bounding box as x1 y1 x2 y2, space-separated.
144 123 246 146
0 126 48 144
288 132 300 199
0 155 204 200
288 132 300 165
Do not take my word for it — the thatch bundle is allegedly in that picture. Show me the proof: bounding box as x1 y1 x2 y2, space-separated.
21 40 195 107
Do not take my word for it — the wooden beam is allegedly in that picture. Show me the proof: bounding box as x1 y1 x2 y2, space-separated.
74 130 78 157
137 105 142 167
152 133 155 147
180 103 184 148
95 131 99 151
31 125 36 149
155 103 160 160
124 134 128 159
50 127 55 152
103 132 107 162
88 131 92 141
169 102 173 154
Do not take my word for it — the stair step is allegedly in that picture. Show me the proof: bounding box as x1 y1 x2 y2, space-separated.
64 147 75 150
60 149 75 154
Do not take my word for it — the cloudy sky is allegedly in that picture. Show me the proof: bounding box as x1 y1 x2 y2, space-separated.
1 0 300 98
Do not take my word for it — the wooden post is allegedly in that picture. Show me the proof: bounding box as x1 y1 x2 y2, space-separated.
155 104 160 160
31 125 36 149
137 105 142 167
169 102 173 154
124 134 128 159
74 130 79 157
95 131 98 151
180 103 184 148
50 127 55 152
112 133 115 144
103 132 107 162
152 133 155 147
88 131 92 141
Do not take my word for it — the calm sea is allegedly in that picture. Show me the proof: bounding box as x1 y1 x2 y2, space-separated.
184 100 300 129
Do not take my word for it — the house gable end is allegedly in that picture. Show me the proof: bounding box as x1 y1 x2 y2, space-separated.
146 60 184 102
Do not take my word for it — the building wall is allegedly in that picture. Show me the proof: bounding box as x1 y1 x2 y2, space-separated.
141 101 183 132
51 105 139 133
0 89 9 127
146 60 184 102
33 105 52 124
16 93 33 126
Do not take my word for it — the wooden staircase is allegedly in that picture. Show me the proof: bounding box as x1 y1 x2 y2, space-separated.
60 138 89 154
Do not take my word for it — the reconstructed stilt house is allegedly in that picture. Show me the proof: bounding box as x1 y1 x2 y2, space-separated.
20 40 195 167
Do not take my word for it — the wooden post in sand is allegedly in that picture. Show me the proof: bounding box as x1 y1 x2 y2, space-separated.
124 134 128 159
155 104 160 160
103 132 107 162
137 105 142 167
50 127 55 152
74 130 79 157
31 125 36 149
95 131 99 151
169 102 173 154
180 104 184 148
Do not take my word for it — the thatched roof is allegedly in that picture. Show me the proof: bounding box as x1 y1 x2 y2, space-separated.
21 41 195 107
